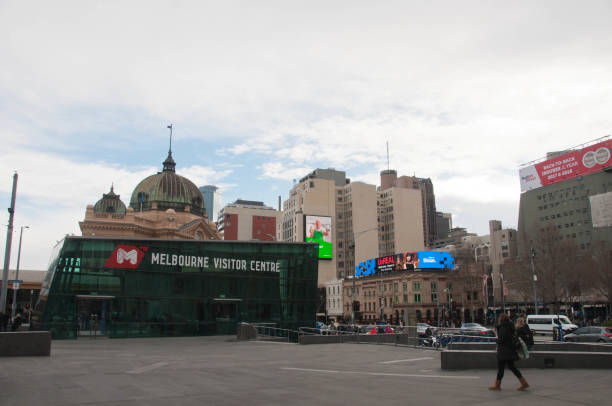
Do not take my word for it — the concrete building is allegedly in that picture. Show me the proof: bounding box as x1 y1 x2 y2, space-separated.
324 279 344 321
217 200 282 241
379 170 438 248
342 266 486 325
199 185 222 222
432 227 477 250
518 139 612 255
336 181 378 279
488 220 518 302
281 169 378 286
436 212 453 240
282 169 341 287
378 170 426 257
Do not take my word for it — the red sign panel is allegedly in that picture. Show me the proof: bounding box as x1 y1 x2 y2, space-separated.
520 139 612 192
104 245 149 269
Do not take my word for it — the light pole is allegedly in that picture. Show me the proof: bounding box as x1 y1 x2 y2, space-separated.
348 226 378 325
530 247 538 315
11 225 28 321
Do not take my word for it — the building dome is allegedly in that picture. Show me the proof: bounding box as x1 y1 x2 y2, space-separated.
129 151 206 217
94 185 127 214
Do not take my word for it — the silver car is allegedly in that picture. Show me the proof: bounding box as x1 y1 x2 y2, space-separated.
564 326 612 343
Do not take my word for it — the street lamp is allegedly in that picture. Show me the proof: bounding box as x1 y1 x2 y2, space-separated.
530 247 538 315
11 225 28 321
348 226 378 325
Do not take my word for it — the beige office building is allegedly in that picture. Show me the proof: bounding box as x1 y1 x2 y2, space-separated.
378 174 425 257
336 181 378 279
281 169 378 287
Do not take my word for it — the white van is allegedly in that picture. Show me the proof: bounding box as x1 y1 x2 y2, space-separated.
526 314 578 335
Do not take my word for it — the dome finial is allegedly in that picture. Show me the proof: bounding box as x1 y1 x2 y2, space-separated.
163 124 176 172
167 124 173 154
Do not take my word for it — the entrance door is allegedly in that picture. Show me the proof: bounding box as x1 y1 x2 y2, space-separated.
76 296 113 338
212 299 241 335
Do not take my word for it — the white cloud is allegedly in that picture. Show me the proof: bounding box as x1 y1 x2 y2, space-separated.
0 143 230 270
1 1 612 267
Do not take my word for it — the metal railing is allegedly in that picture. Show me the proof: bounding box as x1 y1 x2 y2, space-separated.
252 323 301 343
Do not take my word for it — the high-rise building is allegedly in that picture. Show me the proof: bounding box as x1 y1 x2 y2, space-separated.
217 199 281 241
281 169 378 286
517 138 612 255
378 170 438 248
436 212 453 240
199 185 222 222
336 181 378 279
378 170 426 256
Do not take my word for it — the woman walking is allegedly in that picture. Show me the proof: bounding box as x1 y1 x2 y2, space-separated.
488 313 529 391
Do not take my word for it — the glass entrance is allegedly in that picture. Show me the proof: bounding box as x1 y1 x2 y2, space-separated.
212 299 241 335
76 296 113 338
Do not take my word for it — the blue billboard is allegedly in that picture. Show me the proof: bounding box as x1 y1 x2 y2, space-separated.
354 250 454 277
417 251 455 270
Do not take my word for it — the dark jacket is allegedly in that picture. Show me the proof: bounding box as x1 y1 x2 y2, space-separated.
496 320 518 361
516 324 534 348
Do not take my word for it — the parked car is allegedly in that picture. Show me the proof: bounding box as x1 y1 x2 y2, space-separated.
460 322 488 331
460 322 495 337
526 314 578 335
564 326 612 343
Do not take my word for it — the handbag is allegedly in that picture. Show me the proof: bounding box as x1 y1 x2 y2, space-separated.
516 336 529 360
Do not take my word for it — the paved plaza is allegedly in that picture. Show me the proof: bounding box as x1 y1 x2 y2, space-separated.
1 336 611 405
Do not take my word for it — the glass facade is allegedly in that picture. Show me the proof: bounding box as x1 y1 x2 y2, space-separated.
32 237 318 339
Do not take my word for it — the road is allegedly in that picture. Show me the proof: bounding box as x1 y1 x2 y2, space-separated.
1 336 611 405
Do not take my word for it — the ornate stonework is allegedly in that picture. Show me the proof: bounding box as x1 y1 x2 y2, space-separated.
79 151 221 240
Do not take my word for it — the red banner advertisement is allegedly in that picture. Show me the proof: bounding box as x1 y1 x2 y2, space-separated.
520 139 611 192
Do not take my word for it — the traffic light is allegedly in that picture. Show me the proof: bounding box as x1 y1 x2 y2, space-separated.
352 301 360 311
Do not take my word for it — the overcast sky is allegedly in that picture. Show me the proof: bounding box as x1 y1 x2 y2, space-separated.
1 1 612 270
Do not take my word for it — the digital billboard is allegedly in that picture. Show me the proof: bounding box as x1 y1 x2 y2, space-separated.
417 251 455 270
355 251 454 277
519 139 612 192
305 215 332 259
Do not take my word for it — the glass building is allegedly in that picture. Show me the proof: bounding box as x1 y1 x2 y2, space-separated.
32 236 318 339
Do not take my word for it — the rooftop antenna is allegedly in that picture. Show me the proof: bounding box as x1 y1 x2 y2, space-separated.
386 140 390 171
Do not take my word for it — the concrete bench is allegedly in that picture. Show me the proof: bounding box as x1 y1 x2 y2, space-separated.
447 342 612 352
0 331 52 356
441 349 612 370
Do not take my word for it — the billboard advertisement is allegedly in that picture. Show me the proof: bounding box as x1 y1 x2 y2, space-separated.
520 139 612 192
417 251 455 270
355 251 454 277
305 215 332 259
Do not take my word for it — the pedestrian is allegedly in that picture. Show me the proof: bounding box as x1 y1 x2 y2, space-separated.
488 313 529 391
11 313 22 332
515 317 534 350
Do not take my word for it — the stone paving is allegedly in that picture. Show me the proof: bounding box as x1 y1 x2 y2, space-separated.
1 336 611 405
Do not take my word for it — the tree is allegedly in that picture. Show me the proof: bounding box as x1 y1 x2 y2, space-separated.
589 240 612 313
452 248 487 323
519 223 591 313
